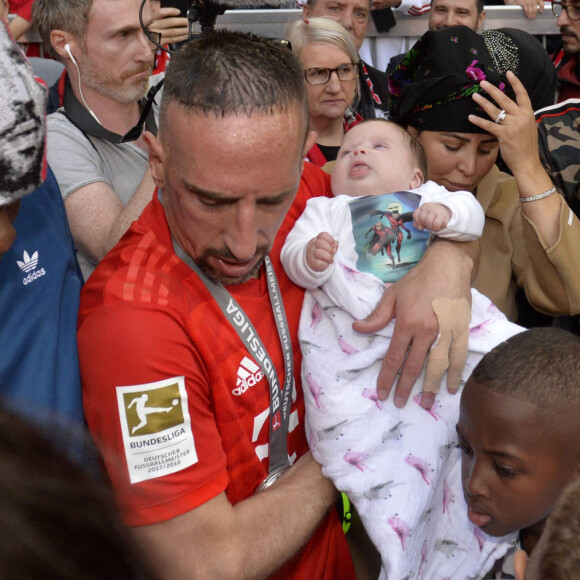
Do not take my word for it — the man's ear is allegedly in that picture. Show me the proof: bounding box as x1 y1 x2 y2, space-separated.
476 10 486 31
302 130 318 158
409 168 423 190
303 4 312 18
143 131 165 189
50 30 74 61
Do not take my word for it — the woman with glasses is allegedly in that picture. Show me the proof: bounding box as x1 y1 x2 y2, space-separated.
286 17 360 167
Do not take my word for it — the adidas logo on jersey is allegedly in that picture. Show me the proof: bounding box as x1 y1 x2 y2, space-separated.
17 250 46 285
233 356 264 396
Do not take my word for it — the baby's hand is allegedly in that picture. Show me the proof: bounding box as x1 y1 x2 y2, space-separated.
413 203 452 232
306 233 338 272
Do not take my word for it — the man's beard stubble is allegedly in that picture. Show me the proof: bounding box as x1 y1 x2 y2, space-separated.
196 244 270 286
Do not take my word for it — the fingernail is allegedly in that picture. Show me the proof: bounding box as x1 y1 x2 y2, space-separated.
394 396 405 407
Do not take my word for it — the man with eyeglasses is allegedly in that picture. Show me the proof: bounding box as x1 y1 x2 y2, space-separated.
552 0 580 101
31 0 162 279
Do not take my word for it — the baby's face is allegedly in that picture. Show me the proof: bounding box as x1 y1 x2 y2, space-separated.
331 121 420 198
456 378 578 538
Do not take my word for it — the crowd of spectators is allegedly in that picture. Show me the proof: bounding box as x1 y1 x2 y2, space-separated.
2 0 580 578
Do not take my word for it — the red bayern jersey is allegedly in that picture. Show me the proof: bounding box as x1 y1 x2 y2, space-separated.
78 163 351 579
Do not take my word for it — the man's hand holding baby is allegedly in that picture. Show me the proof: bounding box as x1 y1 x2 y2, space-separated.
306 233 339 272
413 203 452 233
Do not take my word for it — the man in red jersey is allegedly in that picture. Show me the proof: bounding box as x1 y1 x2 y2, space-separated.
78 30 475 579
79 30 356 580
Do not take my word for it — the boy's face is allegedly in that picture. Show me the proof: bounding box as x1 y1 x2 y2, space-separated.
456 378 579 538
331 122 423 198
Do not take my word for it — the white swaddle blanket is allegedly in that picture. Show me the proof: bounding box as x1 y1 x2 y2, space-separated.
300 254 522 579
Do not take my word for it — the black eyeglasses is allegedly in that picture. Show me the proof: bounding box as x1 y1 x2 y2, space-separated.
144 29 163 51
121 78 164 143
303 62 360 86
552 1 580 19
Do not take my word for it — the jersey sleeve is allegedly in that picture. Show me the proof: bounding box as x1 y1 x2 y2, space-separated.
79 301 228 526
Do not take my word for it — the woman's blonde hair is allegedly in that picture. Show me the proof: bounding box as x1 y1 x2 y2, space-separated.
285 17 360 120
285 17 359 67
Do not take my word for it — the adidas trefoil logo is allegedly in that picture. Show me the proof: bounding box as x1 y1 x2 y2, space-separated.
17 250 38 272
232 356 264 396
17 250 46 285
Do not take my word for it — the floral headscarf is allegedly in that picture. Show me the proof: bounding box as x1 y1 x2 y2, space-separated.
388 26 509 133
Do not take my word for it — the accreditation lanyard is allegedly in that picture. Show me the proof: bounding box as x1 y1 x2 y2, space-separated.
173 242 293 473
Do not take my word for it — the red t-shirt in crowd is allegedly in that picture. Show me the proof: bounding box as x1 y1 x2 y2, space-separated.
9 0 40 56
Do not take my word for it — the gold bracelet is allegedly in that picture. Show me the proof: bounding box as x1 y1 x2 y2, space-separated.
520 186 557 204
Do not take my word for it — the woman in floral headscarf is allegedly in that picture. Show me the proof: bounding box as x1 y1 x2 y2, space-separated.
389 25 580 323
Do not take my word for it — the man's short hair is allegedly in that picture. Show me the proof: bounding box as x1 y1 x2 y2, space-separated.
32 0 92 60
160 30 309 132
430 0 484 15
469 328 580 419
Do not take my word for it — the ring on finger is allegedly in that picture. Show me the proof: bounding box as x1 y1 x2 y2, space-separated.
494 109 507 125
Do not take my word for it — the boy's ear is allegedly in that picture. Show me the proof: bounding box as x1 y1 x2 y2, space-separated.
409 168 423 190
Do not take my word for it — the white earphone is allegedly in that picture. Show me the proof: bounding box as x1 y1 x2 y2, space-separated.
64 43 77 65
64 42 101 125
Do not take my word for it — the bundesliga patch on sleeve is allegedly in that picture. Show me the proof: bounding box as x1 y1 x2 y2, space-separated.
116 376 198 484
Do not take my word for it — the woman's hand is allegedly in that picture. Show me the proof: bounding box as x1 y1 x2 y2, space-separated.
469 71 540 178
149 4 190 46
469 71 561 247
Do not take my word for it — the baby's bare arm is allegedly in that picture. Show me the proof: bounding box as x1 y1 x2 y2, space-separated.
413 203 452 232
306 233 339 272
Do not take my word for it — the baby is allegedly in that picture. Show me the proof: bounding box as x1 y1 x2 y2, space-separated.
457 328 580 580
283 119 484 292
281 119 523 579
